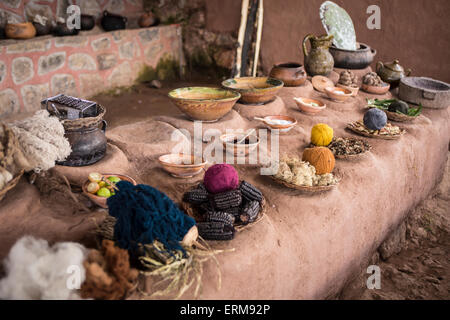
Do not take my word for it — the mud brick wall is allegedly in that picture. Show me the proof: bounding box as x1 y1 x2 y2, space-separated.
0 24 183 117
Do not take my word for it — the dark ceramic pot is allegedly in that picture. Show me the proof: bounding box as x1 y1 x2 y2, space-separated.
376 59 412 89
32 22 52 36
53 22 79 36
269 62 307 87
58 120 107 167
329 43 377 69
0 27 5 39
5 22 36 39
80 14 95 31
101 11 127 31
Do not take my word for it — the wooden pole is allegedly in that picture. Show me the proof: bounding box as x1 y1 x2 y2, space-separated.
252 0 263 77
240 0 259 77
235 0 250 78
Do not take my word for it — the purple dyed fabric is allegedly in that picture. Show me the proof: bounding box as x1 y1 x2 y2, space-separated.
203 164 239 194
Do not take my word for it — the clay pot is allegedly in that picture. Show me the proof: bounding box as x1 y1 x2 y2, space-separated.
138 11 157 28
53 22 79 36
32 22 52 36
101 10 127 31
376 59 411 88
302 34 334 76
269 62 307 87
329 43 377 69
221 77 284 104
5 22 36 39
399 77 450 109
80 14 95 31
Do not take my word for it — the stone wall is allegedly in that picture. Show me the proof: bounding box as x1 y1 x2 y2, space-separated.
0 24 183 117
0 0 143 24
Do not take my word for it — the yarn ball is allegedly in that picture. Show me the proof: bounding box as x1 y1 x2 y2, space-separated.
311 123 333 146
203 164 239 194
302 147 335 175
363 108 387 130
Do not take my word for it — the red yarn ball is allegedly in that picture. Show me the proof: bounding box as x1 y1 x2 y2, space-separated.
203 164 239 194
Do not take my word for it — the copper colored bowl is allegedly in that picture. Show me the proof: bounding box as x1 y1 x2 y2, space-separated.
336 83 359 97
259 115 297 132
5 22 36 39
294 97 326 114
324 86 352 102
221 77 284 104
269 63 307 87
220 133 260 158
158 154 207 178
82 174 137 208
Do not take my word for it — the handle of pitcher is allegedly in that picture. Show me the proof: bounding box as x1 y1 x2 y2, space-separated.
302 34 313 57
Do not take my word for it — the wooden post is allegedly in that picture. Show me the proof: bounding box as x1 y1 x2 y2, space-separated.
235 0 250 78
252 0 264 77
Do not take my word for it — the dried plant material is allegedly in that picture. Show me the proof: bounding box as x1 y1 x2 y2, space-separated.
328 137 371 156
274 155 338 187
338 70 358 87
80 240 139 300
363 72 384 86
347 121 405 139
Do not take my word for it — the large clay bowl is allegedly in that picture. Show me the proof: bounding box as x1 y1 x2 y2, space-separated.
158 154 207 178
168 87 241 122
269 63 307 87
329 43 376 69
5 22 36 39
221 77 284 104
82 174 137 208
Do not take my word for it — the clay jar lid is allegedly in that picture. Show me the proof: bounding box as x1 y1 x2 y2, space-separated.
383 59 405 73
312 76 334 93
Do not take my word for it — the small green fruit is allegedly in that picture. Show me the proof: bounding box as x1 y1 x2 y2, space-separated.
107 176 121 184
97 187 111 198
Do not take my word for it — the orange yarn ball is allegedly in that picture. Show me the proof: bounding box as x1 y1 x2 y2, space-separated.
302 147 335 175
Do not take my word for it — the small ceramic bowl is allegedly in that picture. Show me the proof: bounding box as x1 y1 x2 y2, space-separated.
158 153 207 178
258 115 297 132
221 77 284 104
220 133 260 157
294 97 326 114
325 86 352 102
312 75 335 93
361 82 390 95
336 83 359 97
168 87 241 122
82 174 137 208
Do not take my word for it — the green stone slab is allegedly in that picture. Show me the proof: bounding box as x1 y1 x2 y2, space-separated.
320 1 357 51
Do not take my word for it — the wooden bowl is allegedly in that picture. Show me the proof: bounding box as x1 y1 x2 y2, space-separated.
336 83 359 96
5 22 36 39
220 133 260 157
361 82 390 95
158 153 207 178
325 86 352 102
82 174 137 208
259 115 297 132
294 97 326 114
168 87 240 122
221 77 284 104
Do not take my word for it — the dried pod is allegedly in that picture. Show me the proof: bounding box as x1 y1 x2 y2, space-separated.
213 189 242 210
239 180 262 202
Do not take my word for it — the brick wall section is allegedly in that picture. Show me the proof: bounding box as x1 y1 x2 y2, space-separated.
0 24 183 117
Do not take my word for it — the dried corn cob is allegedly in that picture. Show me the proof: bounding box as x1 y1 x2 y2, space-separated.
207 211 235 225
197 221 235 240
239 181 263 202
239 200 260 224
200 231 234 241
183 183 209 204
213 189 242 210
224 206 241 217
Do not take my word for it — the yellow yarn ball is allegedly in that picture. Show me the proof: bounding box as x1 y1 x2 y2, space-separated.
311 123 333 146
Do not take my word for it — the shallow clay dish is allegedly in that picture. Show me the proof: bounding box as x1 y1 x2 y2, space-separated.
158 153 207 178
270 175 338 193
325 86 352 102
220 133 260 157
336 83 359 96
82 174 137 208
258 115 297 132
221 77 284 104
168 87 240 122
311 75 334 93
294 97 326 114
361 82 390 95
346 121 406 140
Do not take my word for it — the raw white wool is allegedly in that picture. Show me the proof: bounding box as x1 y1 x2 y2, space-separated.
0 236 87 300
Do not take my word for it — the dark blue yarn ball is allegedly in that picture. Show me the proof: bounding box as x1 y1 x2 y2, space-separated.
363 108 387 130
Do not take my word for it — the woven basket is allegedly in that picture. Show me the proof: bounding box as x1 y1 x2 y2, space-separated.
346 121 406 140
181 182 266 233
61 104 106 131
0 170 24 202
270 175 338 193
384 110 418 122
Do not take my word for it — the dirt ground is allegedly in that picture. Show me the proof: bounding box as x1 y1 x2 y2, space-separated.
340 152 450 300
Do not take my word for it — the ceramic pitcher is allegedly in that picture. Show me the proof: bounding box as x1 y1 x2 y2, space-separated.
302 34 334 76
